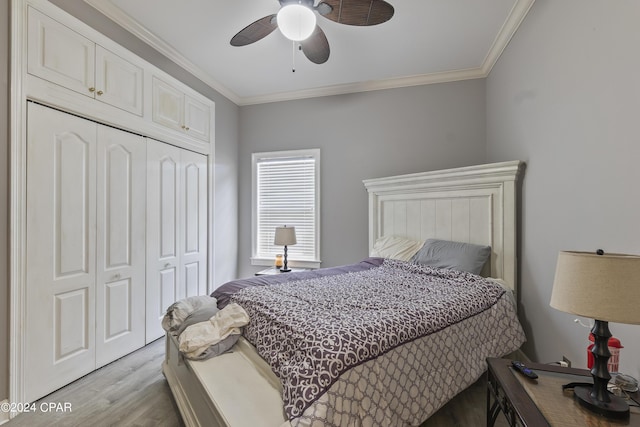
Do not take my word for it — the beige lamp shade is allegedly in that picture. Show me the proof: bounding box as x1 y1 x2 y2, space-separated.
274 226 297 246
550 251 640 325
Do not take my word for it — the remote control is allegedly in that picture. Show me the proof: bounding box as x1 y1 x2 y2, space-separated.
511 361 538 379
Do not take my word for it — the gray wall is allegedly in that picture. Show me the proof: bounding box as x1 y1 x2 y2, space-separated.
50 0 240 288
1 0 9 402
238 80 487 277
486 0 640 377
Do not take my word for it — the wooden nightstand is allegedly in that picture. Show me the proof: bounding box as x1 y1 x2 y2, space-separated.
254 267 313 276
486 358 640 426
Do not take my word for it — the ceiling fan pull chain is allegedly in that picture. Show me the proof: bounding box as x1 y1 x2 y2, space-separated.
292 41 296 72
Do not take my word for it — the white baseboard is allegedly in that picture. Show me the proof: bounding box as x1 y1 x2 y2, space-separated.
0 399 9 425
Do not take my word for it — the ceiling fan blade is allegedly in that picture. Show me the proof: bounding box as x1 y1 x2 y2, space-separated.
319 0 394 26
300 26 330 64
230 14 278 46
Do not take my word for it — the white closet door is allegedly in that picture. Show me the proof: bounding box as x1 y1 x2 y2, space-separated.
180 150 208 298
25 103 97 402
95 126 146 367
146 139 182 342
146 140 208 341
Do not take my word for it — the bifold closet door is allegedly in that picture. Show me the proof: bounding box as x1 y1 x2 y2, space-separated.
25 103 97 402
95 125 146 368
180 149 208 300
146 139 207 342
25 103 147 401
146 140 180 341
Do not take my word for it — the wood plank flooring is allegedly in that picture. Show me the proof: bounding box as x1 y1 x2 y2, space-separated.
5 339 508 426
4 339 182 427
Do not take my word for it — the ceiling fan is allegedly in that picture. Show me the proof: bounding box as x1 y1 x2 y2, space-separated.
230 0 395 65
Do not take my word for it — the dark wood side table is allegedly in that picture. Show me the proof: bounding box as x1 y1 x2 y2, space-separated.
487 358 640 427
254 267 312 276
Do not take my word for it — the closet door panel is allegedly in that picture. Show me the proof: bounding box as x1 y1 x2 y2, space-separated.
146 139 182 342
160 158 178 260
184 95 210 142
95 46 144 116
160 268 178 315
95 125 146 367
25 103 97 402
27 7 95 98
181 150 208 297
184 263 199 299
152 77 184 132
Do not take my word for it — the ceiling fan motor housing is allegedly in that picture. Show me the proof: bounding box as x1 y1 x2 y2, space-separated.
277 2 317 41
279 0 315 7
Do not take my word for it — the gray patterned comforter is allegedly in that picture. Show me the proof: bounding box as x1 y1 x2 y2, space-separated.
230 259 525 423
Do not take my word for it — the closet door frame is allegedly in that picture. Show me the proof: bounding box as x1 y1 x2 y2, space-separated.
9 0 216 408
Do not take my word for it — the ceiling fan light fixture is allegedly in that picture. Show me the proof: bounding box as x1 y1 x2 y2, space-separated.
277 3 316 41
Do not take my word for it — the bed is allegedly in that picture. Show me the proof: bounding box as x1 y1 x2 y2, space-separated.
163 160 525 427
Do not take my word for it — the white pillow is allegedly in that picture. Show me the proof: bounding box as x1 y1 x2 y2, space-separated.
370 236 424 261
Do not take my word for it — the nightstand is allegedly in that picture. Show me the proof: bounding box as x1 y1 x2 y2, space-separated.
486 358 640 426
254 267 313 276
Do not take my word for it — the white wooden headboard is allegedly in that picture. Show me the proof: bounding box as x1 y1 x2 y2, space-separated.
363 161 524 294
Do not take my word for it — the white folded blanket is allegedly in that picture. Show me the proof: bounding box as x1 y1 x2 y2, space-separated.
179 303 250 359
162 295 218 333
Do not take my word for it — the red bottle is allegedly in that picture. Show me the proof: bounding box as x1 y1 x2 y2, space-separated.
587 333 623 372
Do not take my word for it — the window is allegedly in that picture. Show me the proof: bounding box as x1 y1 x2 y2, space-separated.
252 149 320 268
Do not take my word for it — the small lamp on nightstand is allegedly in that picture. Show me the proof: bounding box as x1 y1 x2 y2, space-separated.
274 226 296 272
550 250 640 419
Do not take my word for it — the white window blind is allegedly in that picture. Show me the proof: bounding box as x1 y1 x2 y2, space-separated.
252 149 320 265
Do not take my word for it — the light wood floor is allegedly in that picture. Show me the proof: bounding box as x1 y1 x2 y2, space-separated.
5 339 182 427
5 339 509 427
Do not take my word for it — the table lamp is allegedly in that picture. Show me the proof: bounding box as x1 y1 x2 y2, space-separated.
274 226 296 272
550 250 640 419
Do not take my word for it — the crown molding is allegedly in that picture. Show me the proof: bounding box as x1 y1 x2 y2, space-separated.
481 0 536 75
238 67 486 105
83 0 242 105
83 0 534 106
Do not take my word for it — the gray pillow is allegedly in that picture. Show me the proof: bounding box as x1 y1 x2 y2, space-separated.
176 305 220 336
410 238 491 275
177 305 240 360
